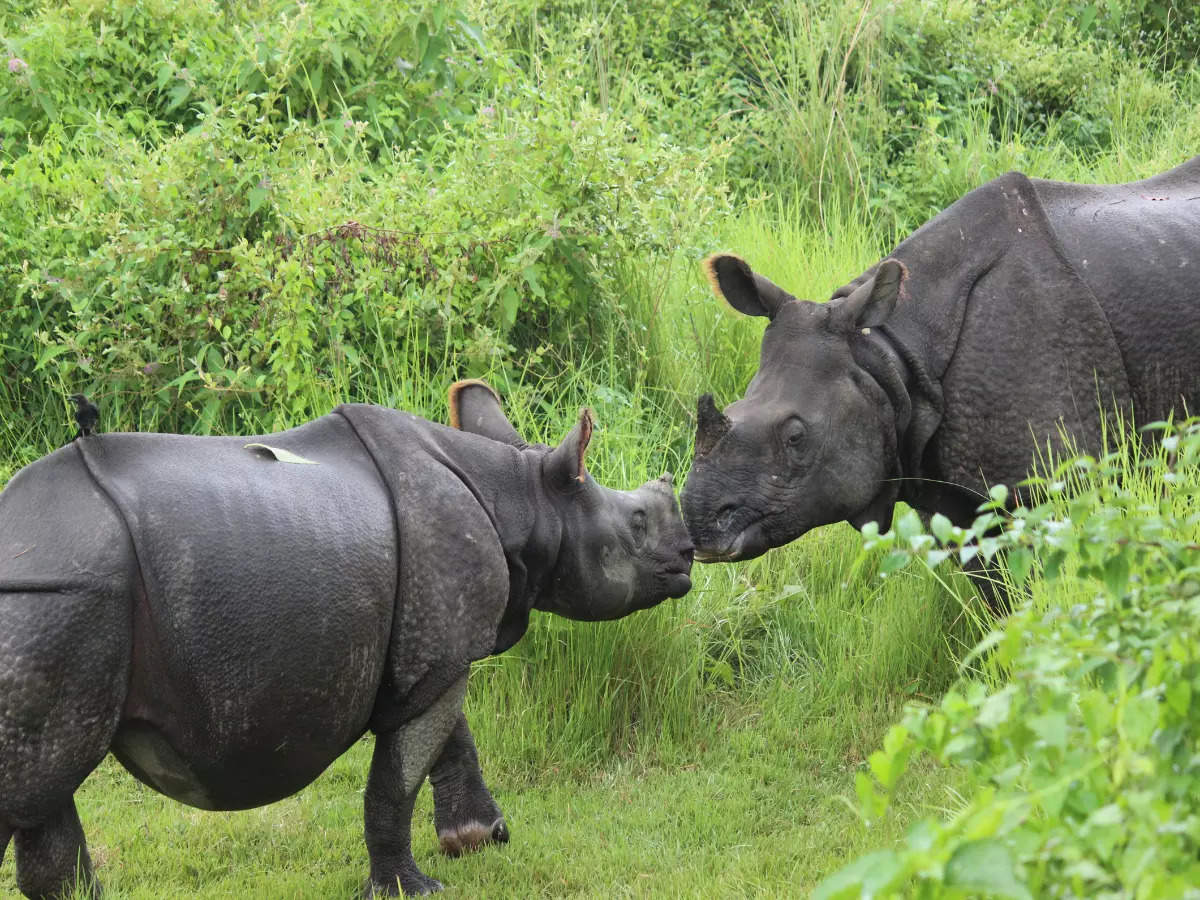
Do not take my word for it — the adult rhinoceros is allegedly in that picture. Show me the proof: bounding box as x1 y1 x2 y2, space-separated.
682 157 1200 562
0 382 694 898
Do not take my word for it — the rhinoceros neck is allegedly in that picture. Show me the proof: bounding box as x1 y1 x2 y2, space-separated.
425 432 566 652
336 405 560 654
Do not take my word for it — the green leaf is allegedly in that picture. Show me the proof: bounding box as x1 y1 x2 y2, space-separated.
930 512 954 543
1028 711 1068 749
879 550 911 576
1077 3 1098 33
455 16 488 54
243 443 320 465
977 688 1013 729
855 771 887 821
35 343 73 370
523 265 544 299
868 749 894 789
944 839 1032 900
813 850 904 900
499 286 519 327
1006 547 1034 588
895 509 922 541
1042 549 1067 582
1167 680 1191 717
248 187 270 217
1102 552 1130 597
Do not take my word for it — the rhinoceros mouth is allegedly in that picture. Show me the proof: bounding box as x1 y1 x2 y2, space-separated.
693 518 766 563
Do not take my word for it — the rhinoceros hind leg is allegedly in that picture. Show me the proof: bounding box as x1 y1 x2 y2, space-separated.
13 800 98 899
430 713 507 857
364 674 469 896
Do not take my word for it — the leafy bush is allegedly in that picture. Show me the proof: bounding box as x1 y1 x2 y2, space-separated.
818 421 1200 898
1 85 721 440
0 0 497 154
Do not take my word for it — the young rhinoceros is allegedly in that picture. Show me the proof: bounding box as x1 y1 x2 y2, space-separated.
0 382 694 898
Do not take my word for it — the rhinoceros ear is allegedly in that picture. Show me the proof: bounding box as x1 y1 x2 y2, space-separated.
703 254 794 320
832 259 907 331
448 380 528 448
544 408 594 488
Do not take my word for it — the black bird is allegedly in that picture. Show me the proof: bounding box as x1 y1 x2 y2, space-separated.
70 393 99 440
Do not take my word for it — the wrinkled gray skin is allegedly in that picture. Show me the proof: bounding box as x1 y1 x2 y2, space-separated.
683 157 1200 563
0 382 693 898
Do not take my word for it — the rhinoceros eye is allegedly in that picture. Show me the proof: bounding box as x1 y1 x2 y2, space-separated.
781 418 806 449
630 509 647 548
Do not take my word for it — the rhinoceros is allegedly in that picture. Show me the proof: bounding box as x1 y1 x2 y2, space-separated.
0 381 694 898
682 156 1200 563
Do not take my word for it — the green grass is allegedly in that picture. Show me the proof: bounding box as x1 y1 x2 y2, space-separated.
3 720 965 899
0 212 981 894
4 6 1199 889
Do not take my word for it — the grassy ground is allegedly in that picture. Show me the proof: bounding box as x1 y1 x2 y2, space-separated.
8 729 962 899
0 197 1011 899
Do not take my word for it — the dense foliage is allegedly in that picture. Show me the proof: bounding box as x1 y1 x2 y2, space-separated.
819 422 1200 897
5 0 1198 449
3 0 1200 895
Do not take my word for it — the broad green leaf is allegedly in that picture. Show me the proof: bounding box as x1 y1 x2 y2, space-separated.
1167 680 1191 717
930 512 954 543
1102 552 1130 597
977 688 1013 729
1028 711 1068 749
868 749 894 789
813 850 903 900
879 550 911 576
896 509 922 541
944 839 1031 900
500 286 519 327
1005 547 1034 587
248 187 269 217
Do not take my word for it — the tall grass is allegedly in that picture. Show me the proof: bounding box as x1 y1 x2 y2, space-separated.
5 1 1200 894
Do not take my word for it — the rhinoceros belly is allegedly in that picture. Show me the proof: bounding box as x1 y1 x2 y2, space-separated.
86 416 399 810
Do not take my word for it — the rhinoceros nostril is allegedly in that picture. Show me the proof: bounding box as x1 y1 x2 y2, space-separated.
680 545 695 566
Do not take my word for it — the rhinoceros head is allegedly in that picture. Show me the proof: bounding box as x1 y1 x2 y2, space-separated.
681 254 907 562
450 381 694 619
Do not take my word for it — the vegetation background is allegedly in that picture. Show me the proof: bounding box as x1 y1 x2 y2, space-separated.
1 0 1198 896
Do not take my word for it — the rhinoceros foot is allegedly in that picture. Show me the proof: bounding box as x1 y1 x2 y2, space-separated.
365 869 443 897
437 817 509 856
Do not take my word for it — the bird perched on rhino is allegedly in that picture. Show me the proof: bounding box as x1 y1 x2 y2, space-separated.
69 394 100 441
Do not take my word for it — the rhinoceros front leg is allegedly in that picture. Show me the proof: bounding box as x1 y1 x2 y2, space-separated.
429 713 508 856
364 674 468 897
12 801 97 900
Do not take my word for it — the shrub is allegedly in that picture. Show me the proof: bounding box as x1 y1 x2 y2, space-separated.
1 87 722 438
817 421 1200 898
0 0 498 155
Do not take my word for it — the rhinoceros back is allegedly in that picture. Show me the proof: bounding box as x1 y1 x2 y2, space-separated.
1032 156 1200 423
80 414 397 809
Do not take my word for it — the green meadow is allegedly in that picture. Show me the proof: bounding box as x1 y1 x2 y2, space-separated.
3 1 1199 896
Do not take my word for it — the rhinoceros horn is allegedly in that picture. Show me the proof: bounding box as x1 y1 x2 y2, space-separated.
694 393 732 458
